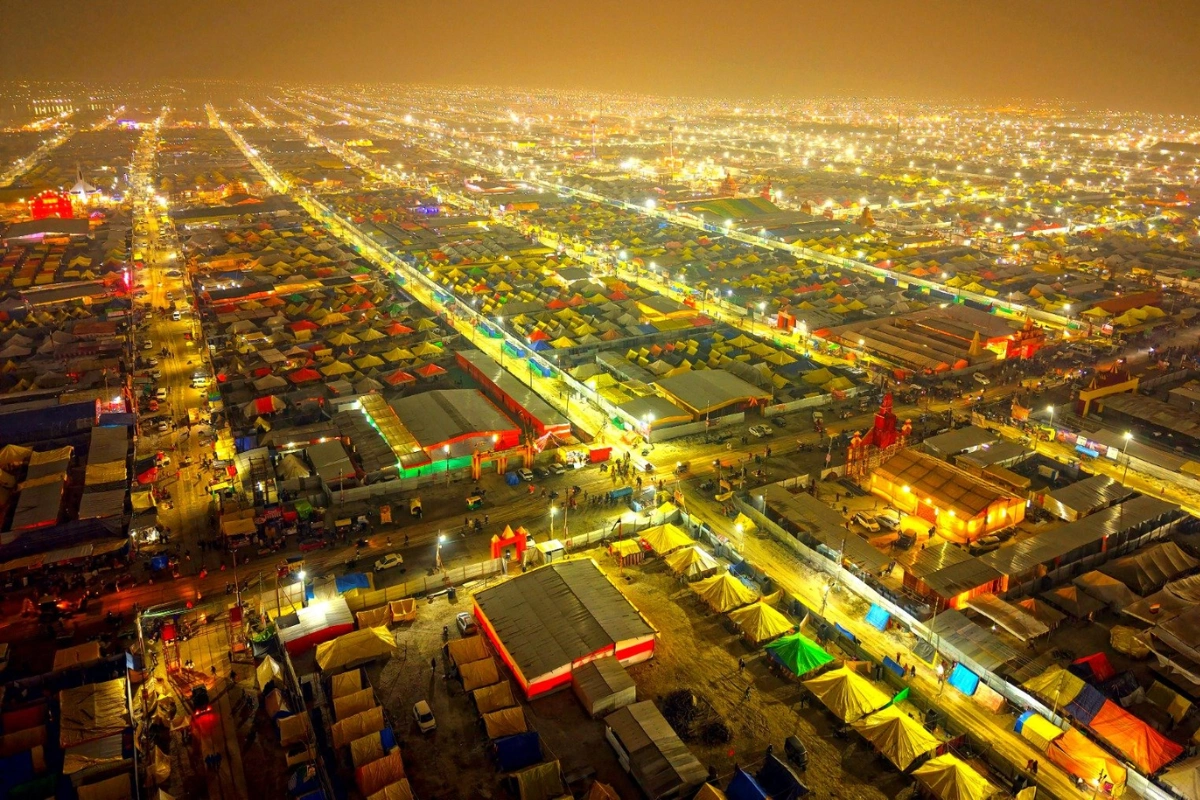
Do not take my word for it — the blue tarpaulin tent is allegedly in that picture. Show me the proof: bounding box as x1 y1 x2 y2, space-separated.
865 604 890 631
757 752 809 799
494 731 542 772
948 663 980 696
1065 683 1108 725
335 573 371 594
726 767 770 800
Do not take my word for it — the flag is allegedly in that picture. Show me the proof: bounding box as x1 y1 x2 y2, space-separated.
890 687 909 706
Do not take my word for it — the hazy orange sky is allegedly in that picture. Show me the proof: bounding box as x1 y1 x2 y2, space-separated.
4 0 1199 114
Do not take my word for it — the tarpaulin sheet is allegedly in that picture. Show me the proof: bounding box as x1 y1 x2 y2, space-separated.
447 636 490 667
483 707 528 739
1161 755 1200 800
865 604 890 632
1014 711 1064 753
691 572 758 612
766 632 833 677
350 732 388 768
726 767 769 800
727 601 793 644
356 606 392 629
85 461 127 486
53 642 102 672
278 713 310 747
330 669 363 699
1023 666 1085 708
317 627 396 672
496 732 544 774
75 773 132 800
265 690 291 719
0 724 46 758
367 780 415 800
912 753 997 800
1047 727 1127 795
356 751 405 797
256 656 283 691
1 703 46 734
460 657 501 692
59 678 128 748
336 573 371 593
332 706 384 749
473 681 517 715
1071 652 1116 683
389 598 417 622
947 663 979 696
851 706 940 771
1064 683 1108 726
756 752 807 800
803 667 890 723
334 688 377 721
1090 699 1183 774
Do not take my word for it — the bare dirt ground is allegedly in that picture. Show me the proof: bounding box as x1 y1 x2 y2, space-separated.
596 552 902 800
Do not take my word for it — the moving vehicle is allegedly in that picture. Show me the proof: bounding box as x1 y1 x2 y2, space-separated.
875 509 901 531
413 700 437 733
374 553 404 572
409 497 422 516
973 372 991 386
456 611 478 636
748 424 773 438
853 512 881 532
517 468 534 482
785 735 808 770
465 495 483 511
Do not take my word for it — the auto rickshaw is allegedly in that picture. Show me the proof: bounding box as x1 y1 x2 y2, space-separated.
466 495 483 511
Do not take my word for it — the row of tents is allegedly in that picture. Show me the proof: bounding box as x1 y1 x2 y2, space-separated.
322 661 412 800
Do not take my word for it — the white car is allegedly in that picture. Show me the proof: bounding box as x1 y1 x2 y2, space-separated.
748 425 773 438
853 512 881 533
155 388 169 401
973 372 991 386
517 468 534 482
413 700 436 733
373 553 404 572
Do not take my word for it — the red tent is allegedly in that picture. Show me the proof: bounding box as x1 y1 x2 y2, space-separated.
416 363 446 378
288 368 322 384
385 322 414 336
528 329 551 342
290 320 319 332
383 370 416 386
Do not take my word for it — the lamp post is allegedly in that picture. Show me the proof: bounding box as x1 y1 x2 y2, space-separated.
298 569 307 609
496 316 505 367
436 533 445 570
644 413 655 445
1121 431 1133 485
549 505 557 539
444 444 451 486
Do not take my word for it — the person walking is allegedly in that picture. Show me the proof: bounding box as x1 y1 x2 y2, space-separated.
737 657 745 673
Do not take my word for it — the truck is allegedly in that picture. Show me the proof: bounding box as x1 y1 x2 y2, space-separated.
608 486 633 501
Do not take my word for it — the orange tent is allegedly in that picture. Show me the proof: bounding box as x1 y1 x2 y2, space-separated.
1090 700 1182 774
1047 728 1127 795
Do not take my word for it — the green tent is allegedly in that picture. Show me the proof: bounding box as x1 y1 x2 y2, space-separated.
765 632 833 677
295 500 313 520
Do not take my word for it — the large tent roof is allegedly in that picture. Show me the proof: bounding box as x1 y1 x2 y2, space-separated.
1161 755 1200 800
473 559 655 685
690 572 758 612
316 626 397 672
604 701 707 799
1100 541 1199 595
764 632 833 677
640 523 693 555
663 545 720 579
803 667 891 723
851 706 940 771
912 754 998 800
727 601 794 644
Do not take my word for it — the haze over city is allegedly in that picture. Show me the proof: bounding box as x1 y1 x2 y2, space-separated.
0 3 1199 800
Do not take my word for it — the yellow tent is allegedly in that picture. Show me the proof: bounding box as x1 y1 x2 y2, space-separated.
690 572 758 612
640 523 693 554
912 754 998 800
316 626 397 672
803 667 891 722
664 546 720 580
727 601 793 644
321 360 355 376
482 707 528 739
851 706 940 770
460 657 501 691
732 513 757 534
367 781 415 800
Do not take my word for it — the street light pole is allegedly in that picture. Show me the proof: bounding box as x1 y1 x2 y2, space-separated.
549 506 557 539
436 533 445 571
444 445 451 486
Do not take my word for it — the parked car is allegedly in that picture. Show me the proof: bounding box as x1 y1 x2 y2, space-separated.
299 538 326 553
748 424 773 438
456 611 478 636
853 512 881 532
413 700 437 733
517 468 534 482
875 509 901 531
549 463 566 475
155 388 168 401
532 466 548 480
374 553 404 572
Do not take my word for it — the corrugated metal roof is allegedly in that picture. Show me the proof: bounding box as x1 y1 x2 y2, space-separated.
1044 475 1133 519
474 559 655 683
981 496 1181 576
604 701 707 799
761 484 889 570
922 426 998 457
928 609 1023 671
876 449 1016 517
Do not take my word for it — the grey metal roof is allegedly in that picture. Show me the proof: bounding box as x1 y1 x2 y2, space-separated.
898 540 1003 597
654 369 771 416
1081 428 1191 473
955 440 1033 469
474 559 655 682
572 656 635 706
306 440 353 484
761 484 889 570
457 350 570 431
604 701 707 799
10 480 64 531
616 395 691 426
88 426 128 465
596 351 657 386
922 426 998 457
1044 474 1133 519
928 609 1023 671
390 389 516 449
77 489 127 520
980 495 1181 576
